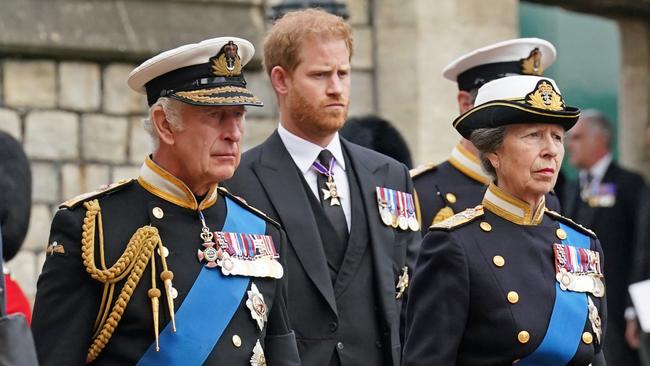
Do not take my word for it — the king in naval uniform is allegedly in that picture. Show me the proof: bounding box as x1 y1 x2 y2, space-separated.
31 37 300 366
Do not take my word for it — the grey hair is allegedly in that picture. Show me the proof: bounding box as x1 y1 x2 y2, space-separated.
142 97 184 151
469 126 507 180
580 109 614 149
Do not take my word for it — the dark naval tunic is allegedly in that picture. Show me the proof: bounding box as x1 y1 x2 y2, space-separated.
404 183 607 366
32 157 299 366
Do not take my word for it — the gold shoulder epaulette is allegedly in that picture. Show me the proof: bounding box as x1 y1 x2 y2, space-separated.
430 205 484 231
217 187 281 229
59 179 134 209
410 162 437 178
544 209 597 239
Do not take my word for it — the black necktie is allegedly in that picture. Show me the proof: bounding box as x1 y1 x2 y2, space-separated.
316 150 349 267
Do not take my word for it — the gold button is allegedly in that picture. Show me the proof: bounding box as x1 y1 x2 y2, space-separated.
157 246 169 258
493 255 505 267
232 334 242 347
507 291 519 304
170 287 178 299
582 332 593 344
517 331 530 344
445 193 457 204
556 228 567 240
480 222 492 232
152 207 164 219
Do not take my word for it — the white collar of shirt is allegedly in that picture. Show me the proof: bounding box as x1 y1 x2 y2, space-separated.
277 123 351 230
580 153 612 186
277 123 346 172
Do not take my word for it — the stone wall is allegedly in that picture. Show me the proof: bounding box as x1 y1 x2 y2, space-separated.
374 0 518 167
618 18 650 180
0 59 145 296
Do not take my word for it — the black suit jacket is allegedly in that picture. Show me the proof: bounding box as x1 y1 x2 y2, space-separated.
632 186 650 286
226 131 419 366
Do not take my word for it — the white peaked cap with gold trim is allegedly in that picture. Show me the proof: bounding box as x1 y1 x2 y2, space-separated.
443 38 557 91
453 75 580 139
127 37 262 107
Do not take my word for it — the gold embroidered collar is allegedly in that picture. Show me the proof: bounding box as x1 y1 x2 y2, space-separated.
482 183 545 225
448 143 491 185
137 156 219 210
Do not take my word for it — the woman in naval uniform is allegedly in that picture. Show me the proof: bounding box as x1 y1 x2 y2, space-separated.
403 75 607 366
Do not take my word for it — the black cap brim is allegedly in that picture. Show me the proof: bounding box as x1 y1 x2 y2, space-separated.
170 85 263 107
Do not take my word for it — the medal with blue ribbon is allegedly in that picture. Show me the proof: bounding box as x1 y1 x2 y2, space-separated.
375 187 419 231
406 192 420 231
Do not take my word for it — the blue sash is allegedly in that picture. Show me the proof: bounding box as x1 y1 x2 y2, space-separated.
137 196 265 366
518 223 590 366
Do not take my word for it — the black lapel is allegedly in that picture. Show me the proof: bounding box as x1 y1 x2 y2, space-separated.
341 139 398 324
251 131 337 314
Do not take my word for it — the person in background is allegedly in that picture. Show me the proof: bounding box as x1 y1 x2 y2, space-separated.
564 109 646 366
411 38 562 237
340 115 413 168
0 130 33 323
226 9 419 366
404 75 606 366
626 123 650 366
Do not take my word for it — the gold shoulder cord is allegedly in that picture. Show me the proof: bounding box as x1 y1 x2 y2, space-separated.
81 199 175 363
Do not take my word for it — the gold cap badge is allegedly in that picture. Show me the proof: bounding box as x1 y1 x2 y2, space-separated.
526 80 564 111
210 40 242 77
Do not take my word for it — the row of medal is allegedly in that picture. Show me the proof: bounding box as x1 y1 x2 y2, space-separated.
553 242 604 344
197 231 284 279
581 182 617 208
375 187 420 232
553 242 604 298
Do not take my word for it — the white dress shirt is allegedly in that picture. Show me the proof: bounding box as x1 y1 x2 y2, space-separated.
277 123 351 230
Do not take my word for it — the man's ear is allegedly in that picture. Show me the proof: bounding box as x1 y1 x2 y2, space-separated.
151 105 175 145
457 91 474 114
270 66 290 96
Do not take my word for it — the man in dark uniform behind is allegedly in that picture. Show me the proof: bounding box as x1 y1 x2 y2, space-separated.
31 37 300 366
412 38 562 237
226 9 420 366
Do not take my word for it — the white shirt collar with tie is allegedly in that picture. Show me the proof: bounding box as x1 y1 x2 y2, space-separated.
579 153 612 197
277 123 351 230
